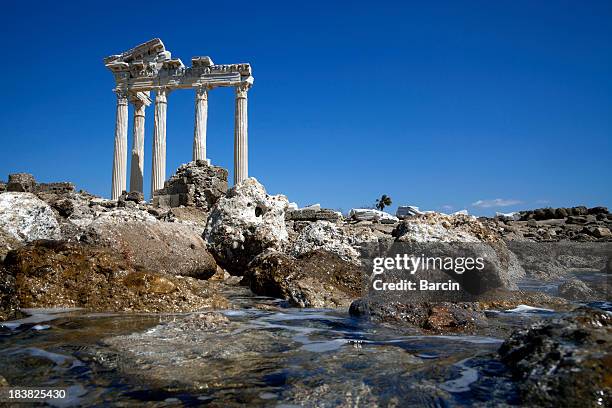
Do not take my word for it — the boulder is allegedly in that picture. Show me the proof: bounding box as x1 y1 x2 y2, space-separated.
244 249 362 308
82 211 217 279
499 307 611 407
3 240 228 313
289 220 361 264
152 160 228 210
349 299 486 333
204 178 289 275
558 279 595 301
0 192 61 242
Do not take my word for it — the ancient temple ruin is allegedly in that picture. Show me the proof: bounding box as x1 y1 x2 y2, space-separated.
104 38 253 200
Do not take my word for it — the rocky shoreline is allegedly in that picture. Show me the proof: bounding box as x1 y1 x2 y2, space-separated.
0 161 611 406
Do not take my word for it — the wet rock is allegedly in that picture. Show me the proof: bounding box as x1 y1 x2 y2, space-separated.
349 299 485 333
499 307 612 407
289 221 363 265
3 240 228 313
152 160 228 210
558 279 595 301
0 266 20 321
244 249 362 308
204 178 288 275
0 192 61 242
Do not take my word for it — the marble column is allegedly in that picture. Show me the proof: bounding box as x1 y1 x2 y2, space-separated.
193 86 209 162
111 90 128 200
234 83 250 185
151 88 168 196
129 100 146 193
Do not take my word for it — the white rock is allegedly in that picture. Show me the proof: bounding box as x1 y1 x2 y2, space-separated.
290 221 360 264
349 208 398 224
452 209 469 216
0 192 61 241
287 202 299 210
204 178 288 273
396 206 423 218
302 203 321 211
496 211 520 221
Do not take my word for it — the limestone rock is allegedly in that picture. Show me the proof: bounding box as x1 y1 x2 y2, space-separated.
0 192 61 242
349 208 398 224
499 307 612 407
82 213 217 279
3 240 228 313
289 221 361 264
396 205 423 218
153 160 228 210
244 249 362 308
204 178 288 274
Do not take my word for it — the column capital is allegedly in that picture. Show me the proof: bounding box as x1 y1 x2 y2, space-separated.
195 86 209 100
235 82 251 99
114 89 128 105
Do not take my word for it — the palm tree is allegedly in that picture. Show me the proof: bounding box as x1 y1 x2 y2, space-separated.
375 194 392 211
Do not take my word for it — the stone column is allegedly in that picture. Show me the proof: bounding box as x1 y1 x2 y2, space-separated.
129 100 146 193
111 90 128 200
193 86 208 162
234 83 250 185
151 88 168 196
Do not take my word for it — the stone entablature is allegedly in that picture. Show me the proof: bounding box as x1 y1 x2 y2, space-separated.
105 38 253 200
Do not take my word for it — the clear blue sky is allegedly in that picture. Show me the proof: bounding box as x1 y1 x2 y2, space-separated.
1 1 610 216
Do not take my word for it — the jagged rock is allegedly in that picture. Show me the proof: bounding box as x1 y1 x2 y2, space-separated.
289 220 362 264
3 240 228 313
6 173 36 192
0 181 6 193
0 192 61 242
558 279 595 301
499 307 611 407
349 208 398 224
244 249 362 308
204 178 289 275
152 160 228 210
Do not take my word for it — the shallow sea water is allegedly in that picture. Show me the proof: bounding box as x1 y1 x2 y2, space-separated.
0 273 607 407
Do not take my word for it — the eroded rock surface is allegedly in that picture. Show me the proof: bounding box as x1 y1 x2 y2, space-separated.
204 178 289 274
499 307 612 407
3 240 228 313
244 249 362 308
0 192 61 242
